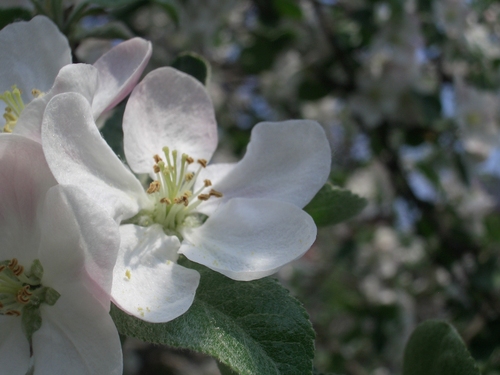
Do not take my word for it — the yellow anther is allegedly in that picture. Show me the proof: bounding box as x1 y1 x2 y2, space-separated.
8 259 24 276
5 310 21 317
185 172 194 181
184 191 192 197
0 265 5 272
153 164 161 173
31 89 43 98
186 156 194 164
198 194 210 201
16 286 31 304
204 179 212 187
153 154 162 163
209 189 223 198
147 181 161 194
197 159 207 168
160 197 171 204
182 195 189 206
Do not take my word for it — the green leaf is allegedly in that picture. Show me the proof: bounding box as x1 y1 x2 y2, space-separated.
111 260 315 375
21 305 42 343
403 320 480 375
74 21 134 41
304 183 367 226
172 52 210 86
153 0 179 27
0 7 32 30
239 32 294 74
273 0 303 19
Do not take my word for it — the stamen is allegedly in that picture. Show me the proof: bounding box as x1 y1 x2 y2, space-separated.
160 197 171 204
147 148 223 230
8 259 24 276
31 89 43 98
209 189 223 198
147 181 161 194
5 310 21 317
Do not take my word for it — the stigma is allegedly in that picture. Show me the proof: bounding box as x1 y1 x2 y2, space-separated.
146 148 223 231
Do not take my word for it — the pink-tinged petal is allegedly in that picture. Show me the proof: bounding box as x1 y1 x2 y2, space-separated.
209 120 331 209
92 38 152 117
112 224 200 323
34 286 122 375
123 67 217 176
42 92 151 222
0 134 55 264
179 198 317 281
38 185 120 309
0 16 71 105
0 318 30 375
15 64 99 143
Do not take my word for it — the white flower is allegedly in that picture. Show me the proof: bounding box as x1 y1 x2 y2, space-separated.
41 67 331 322
0 15 151 139
0 134 122 374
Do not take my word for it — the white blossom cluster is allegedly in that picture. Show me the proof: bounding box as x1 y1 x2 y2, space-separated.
0 16 331 373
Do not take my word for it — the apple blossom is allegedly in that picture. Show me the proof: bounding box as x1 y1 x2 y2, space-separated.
0 134 122 374
0 15 151 140
41 67 331 323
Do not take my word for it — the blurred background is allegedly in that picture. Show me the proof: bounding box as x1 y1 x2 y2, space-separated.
4 0 500 373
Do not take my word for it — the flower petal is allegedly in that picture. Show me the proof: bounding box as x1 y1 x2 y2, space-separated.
15 64 99 142
0 134 55 264
179 198 317 281
0 318 30 375
0 16 70 105
42 92 151 222
112 224 200 323
207 120 331 209
92 38 152 117
33 287 122 375
38 185 120 309
123 67 217 176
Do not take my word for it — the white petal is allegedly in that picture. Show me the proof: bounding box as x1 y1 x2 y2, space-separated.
0 134 55 264
15 64 99 143
33 287 122 375
38 185 120 309
123 67 217 176
0 318 30 375
210 120 331 209
0 16 70 105
179 198 317 281
92 38 152 117
42 92 151 222
112 224 200 323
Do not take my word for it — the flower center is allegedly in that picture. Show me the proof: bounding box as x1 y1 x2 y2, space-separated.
0 258 59 318
0 86 43 133
144 147 223 232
